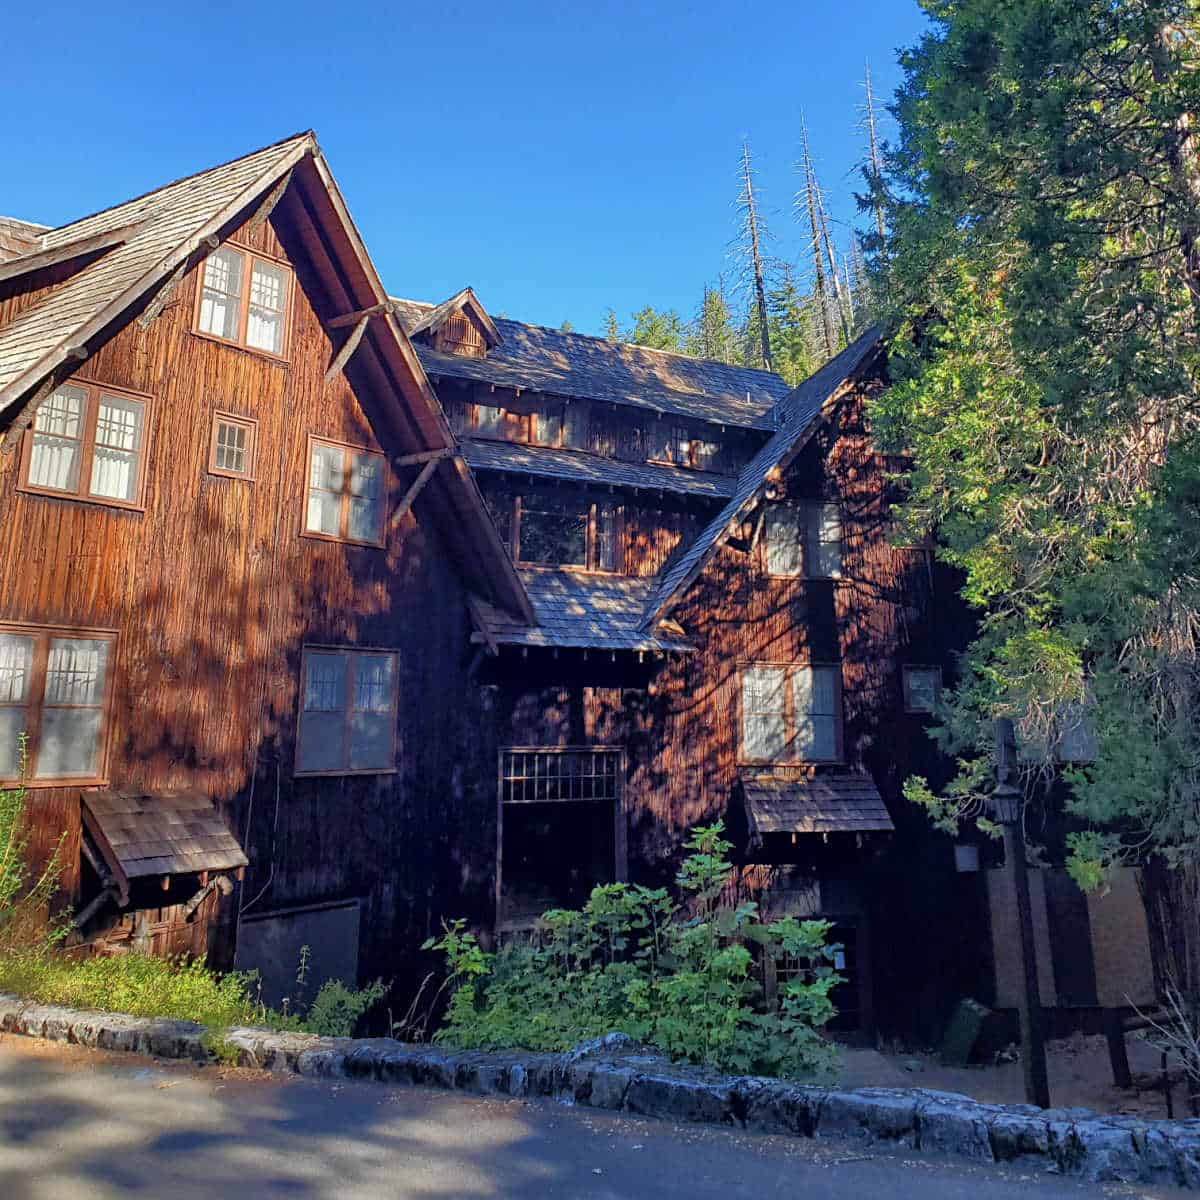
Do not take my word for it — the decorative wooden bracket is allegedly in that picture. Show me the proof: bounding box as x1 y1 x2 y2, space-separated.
324 314 369 383
388 456 440 529
465 593 500 656
246 169 292 233
393 447 455 468
1 347 88 455
137 260 187 330
328 301 393 329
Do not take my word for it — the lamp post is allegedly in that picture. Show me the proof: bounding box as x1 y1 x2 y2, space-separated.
992 717 1051 1109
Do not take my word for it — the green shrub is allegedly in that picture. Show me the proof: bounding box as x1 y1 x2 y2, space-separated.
305 978 387 1037
0 768 68 954
424 823 842 1081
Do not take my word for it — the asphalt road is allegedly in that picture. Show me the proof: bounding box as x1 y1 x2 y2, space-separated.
0 1034 1188 1200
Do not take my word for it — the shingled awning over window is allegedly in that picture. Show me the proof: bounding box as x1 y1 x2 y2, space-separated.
741 774 894 838
81 790 248 904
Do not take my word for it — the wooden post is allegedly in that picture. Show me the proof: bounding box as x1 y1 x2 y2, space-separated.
324 315 369 383
1104 1008 1133 1089
994 718 1051 1109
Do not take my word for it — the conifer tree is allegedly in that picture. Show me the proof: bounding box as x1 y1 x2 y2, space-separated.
604 308 619 341
796 117 838 359
862 60 887 247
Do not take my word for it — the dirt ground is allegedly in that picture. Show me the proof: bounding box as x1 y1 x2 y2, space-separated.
840 1034 1182 1118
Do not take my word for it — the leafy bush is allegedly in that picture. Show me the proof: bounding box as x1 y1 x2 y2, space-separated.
425 823 842 1080
304 978 387 1037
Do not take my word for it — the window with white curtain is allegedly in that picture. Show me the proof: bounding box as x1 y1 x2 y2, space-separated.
296 648 398 774
23 383 148 508
304 438 386 545
196 244 291 357
764 502 843 579
0 626 114 784
740 663 842 764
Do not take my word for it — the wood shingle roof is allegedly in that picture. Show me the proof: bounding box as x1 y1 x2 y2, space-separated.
391 297 790 431
741 774 894 836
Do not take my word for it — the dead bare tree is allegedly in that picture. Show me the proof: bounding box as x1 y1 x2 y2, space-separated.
735 142 774 371
862 60 888 246
796 117 838 359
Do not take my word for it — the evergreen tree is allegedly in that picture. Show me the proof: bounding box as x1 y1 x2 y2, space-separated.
560 319 575 333
768 266 819 385
690 282 737 364
874 2 1200 895
604 308 619 341
626 305 689 352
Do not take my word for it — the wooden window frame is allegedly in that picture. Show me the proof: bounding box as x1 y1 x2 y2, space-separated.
0 620 118 788
18 379 153 512
509 494 624 573
295 645 400 778
737 661 844 766
902 665 943 715
302 434 388 548
192 242 294 362
207 411 258 481
763 501 844 580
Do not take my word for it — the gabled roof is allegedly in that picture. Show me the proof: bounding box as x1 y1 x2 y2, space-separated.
0 134 532 623
0 216 47 263
471 568 692 654
390 298 790 430
407 286 502 348
642 329 883 630
461 437 737 500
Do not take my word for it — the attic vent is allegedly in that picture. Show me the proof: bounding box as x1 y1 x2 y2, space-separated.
435 312 487 358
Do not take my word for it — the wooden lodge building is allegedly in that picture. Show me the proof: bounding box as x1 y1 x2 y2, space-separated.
0 134 1151 1040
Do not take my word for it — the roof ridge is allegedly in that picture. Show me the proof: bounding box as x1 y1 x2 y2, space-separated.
46 130 314 240
0 215 50 231
389 293 785 380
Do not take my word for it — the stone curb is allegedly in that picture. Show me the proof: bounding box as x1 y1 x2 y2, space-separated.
2 996 1197 1187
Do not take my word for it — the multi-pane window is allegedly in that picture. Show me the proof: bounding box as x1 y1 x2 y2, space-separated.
494 494 621 571
296 648 398 775
473 404 504 438
21 382 149 508
0 625 115 783
304 438 386 546
764 503 843 578
208 413 257 479
196 245 291 357
532 408 563 447
902 666 942 714
647 420 721 470
740 664 842 764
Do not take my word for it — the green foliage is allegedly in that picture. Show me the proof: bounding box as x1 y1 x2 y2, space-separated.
875 0 1200 884
305 978 387 1038
424 823 841 1081
0 768 68 955
625 305 689 352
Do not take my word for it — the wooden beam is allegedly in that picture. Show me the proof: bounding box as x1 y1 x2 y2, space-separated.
246 168 292 232
1 375 55 454
324 315 369 384
465 594 499 656
0 218 148 285
393 447 455 468
137 260 187 330
328 301 392 329
388 456 439 528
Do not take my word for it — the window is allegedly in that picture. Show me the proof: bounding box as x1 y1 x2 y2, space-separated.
764 503 842 578
562 401 589 450
472 403 504 438
504 494 622 571
740 663 841 764
304 437 386 546
903 666 942 714
20 381 149 509
692 439 721 471
0 624 115 784
532 407 563 447
208 412 257 480
518 495 587 567
647 420 720 470
196 244 291 357
297 648 398 774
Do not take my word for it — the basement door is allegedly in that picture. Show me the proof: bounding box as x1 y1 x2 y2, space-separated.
496 747 626 933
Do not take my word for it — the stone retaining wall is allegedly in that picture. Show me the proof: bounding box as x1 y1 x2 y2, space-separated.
2 994 1198 1187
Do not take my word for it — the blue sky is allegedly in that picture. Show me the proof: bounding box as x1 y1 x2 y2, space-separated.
2 2 928 337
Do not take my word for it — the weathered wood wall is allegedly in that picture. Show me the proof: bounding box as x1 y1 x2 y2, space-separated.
0 210 499 983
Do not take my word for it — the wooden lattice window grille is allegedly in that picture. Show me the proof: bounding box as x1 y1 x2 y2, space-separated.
500 747 621 804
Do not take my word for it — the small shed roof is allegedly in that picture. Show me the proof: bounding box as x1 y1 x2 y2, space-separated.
741 774 894 837
471 568 693 654
81 790 248 902
461 437 737 500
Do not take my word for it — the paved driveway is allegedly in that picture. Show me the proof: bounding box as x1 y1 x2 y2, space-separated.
0 1034 1187 1199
